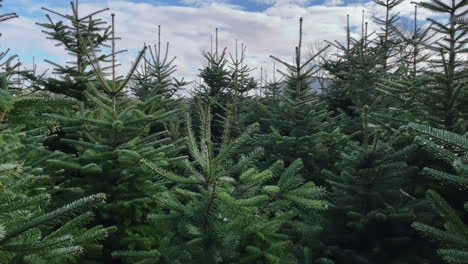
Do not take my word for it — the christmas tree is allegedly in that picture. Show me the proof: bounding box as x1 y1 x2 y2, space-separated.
113 98 328 263
253 17 351 181
410 124 468 263
30 0 113 101
41 16 185 262
378 0 468 132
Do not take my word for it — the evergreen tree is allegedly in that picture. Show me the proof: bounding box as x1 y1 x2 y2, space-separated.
372 0 405 70
42 28 185 261
393 5 433 76
227 41 257 99
410 124 468 263
374 5 434 129
0 0 79 130
130 25 189 144
223 41 257 138
253 17 351 180
113 98 328 263
0 74 13 123
0 7 114 259
6 0 468 262
261 63 283 99
321 138 434 263
196 45 231 99
323 15 392 143
378 0 468 132
0 123 114 263
192 30 251 142
131 25 188 103
0 5 18 81
29 0 112 101
0 0 18 122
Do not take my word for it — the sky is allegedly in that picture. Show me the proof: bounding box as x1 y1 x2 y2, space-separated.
0 0 437 84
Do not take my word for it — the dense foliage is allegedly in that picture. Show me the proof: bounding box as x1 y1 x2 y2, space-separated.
1 0 467 263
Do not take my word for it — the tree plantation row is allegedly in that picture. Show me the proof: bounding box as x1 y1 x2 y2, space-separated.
0 0 467 263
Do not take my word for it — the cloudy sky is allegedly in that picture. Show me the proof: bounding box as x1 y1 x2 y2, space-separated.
1 0 435 83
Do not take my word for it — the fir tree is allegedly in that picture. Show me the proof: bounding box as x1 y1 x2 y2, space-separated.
374 5 434 130
0 74 13 123
261 63 283 99
0 1 18 79
378 0 468 132
410 124 468 263
219 41 257 139
393 5 433 76
372 0 405 70
6 0 468 262
0 124 114 263
0 0 19 122
0 4 76 130
323 15 392 143
132 25 188 103
130 25 188 144
29 0 113 101
227 41 257 99
42 20 185 262
253 17 351 180
113 98 328 263
321 139 434 263
192 29 247 142
196 30 231 99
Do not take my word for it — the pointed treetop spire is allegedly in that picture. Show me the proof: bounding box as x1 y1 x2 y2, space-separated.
216 27 219 57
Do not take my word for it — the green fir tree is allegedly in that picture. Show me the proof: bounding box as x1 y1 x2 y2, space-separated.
378 0 468 132
410 124 468 263
29 0 112 101
253 17 351 180
113 98 328 263
321 137 434 263
42 26 185 262
0 121 114 263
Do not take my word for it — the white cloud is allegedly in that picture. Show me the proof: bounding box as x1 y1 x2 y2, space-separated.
252 0 314 5
1 16 68 63
180 0 244 9
323 0 344 7
1 0 435 92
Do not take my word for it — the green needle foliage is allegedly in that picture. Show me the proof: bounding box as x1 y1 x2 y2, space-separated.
227 41 257 99
0 127 114 263
410 123 468 263
191 44 233 143
0 1 18 123
29 0 112 101
2 0 468 262
0 0 80 130
113 99 328 263
130 26 188 145
323 22 390 143
372 0 405 70
0 73 14 122
321 139 434 263
42 35 186 261
193 36 258 143
196 48 231 98
253 17 351 180
132 25 188 103
377 0 468 132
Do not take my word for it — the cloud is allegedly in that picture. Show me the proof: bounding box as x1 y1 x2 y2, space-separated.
1 0 435 91
1 16 68 63
180 0 244 9
323 0 344 7
251 0 314 5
